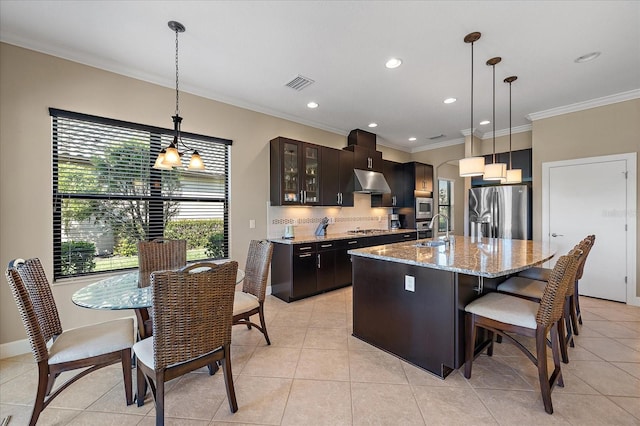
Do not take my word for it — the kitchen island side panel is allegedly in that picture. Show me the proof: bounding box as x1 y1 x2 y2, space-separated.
352 256 456 377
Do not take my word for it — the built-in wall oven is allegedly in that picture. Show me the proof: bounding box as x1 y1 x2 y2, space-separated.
415 197 433 220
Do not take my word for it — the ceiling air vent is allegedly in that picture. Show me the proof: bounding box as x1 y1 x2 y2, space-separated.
428 134 446 140
285 75 315 91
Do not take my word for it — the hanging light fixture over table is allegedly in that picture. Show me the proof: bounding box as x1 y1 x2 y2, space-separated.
482 56 507 181
458 32 485 177
153 20 205 171
503 75 522 184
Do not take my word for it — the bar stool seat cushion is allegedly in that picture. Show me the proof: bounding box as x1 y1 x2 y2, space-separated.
465 292 538 329
233 291 259 316
518 266 551 282
498 276 546 299
49 318 134 364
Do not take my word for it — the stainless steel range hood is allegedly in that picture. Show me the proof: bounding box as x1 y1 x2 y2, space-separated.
353 169 391 194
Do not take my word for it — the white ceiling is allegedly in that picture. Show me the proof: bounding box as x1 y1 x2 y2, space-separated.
1 1 639 152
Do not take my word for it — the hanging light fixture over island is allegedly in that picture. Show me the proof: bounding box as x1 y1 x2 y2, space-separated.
503 75 522 184
482 56 507 181
458 32 485 177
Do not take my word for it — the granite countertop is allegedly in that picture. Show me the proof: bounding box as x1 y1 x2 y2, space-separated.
269 229 417 245
348 236 556 278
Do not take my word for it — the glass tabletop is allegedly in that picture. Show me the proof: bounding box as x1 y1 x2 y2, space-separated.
72 267 245 310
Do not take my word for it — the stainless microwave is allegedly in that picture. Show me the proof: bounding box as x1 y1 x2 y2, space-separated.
415 197 433 220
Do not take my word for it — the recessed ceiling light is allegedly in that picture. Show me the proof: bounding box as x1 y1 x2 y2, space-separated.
385 58 402 69
368 122 378 128
408 137 417 141
443 98 457 104
307 101 318 109
575 51 601 63
479 120 490 125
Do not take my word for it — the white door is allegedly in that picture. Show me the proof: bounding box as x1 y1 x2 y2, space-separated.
545 158 628 302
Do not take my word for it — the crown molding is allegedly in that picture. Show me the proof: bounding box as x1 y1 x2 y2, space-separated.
411 137 466 153
527 89 640 121
479 124 532 140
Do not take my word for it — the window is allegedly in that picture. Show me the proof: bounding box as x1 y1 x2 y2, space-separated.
438 179 453 232
51 108 232 279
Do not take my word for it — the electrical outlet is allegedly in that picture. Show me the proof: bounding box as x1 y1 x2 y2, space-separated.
405 275 415 292
249 219 255 229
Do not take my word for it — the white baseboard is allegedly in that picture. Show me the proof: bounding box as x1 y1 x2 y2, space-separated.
0 339 30 360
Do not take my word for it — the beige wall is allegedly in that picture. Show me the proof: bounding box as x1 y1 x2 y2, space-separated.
531 99 640 296
0 43 409 347
2 42 638 349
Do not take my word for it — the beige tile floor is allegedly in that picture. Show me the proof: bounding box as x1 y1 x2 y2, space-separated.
1 288 639 425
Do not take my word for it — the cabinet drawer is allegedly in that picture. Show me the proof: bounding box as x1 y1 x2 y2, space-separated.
293 244 316 255
336 238 362 249
317 241 336 251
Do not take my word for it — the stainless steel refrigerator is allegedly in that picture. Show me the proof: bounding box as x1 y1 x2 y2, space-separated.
469 185 531 240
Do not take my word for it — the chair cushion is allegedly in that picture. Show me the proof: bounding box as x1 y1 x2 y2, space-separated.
465 292 539 329
233 291 259 316
132 336 154 370
48 318 134 365
517 266 551 282
497 276 546 299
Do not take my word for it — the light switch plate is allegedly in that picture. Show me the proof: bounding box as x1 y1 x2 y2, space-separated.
405 275 415 292
249 219 256 229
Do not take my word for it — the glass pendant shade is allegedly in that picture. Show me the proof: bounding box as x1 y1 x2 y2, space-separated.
459 156 485 176
483 162 506 180
188 151 205 170
153 149 173 170
163 143 182 167
505 168 522 184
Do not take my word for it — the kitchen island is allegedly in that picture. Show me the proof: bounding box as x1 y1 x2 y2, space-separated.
348 236 554 378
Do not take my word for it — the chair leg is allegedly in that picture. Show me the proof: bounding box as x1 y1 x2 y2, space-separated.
557 306 569 364
258 304 271 345
29 362 50 426
569 295 580 336
535 327 554 415
464 313 477 379
222 345 238 413
121 348 133 405
155 372 165 426
550 322 564 388
136 363 146 407
575 281 583 325
486 330 494 357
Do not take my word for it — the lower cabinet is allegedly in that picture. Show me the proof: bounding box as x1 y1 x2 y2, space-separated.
271 232 417 302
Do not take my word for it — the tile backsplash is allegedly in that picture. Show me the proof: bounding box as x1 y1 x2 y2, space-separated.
267 193 392 239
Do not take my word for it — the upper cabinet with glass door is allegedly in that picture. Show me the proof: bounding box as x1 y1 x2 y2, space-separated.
270 137 321 206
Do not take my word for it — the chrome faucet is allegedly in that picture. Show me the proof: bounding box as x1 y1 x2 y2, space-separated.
428 213 450 243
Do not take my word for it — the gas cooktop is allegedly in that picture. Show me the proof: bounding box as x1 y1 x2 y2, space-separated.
346 229 387 235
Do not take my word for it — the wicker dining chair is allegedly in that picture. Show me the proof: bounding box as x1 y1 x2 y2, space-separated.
136 238 187 338
498 235 595 361
233 240 274 345
464 249 582 415
133 261 239 424
517 235 595 329
5 258 134 426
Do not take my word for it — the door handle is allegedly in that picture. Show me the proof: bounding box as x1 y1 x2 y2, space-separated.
551 233 564 237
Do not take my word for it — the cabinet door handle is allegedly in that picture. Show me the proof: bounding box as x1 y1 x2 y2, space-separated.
300 190 304 204
317 254 321 268
299 246 313 251
348 240 358 244
392 195 396 206
320 244 332 248
299 253 312 258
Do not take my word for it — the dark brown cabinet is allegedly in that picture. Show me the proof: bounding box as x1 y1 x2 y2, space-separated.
270 137 321 206
372 159 405 207
271 232 418 302
320 147 354 206
401 162 433 204
471 148 532 187
344 144 383 172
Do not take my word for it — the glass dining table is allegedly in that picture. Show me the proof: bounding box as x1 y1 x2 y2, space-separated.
72 263 245 339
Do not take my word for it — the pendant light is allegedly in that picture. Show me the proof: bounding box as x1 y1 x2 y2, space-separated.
458 32 485 177
503 76 522 184
482 56 507 181
153 21 205 171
